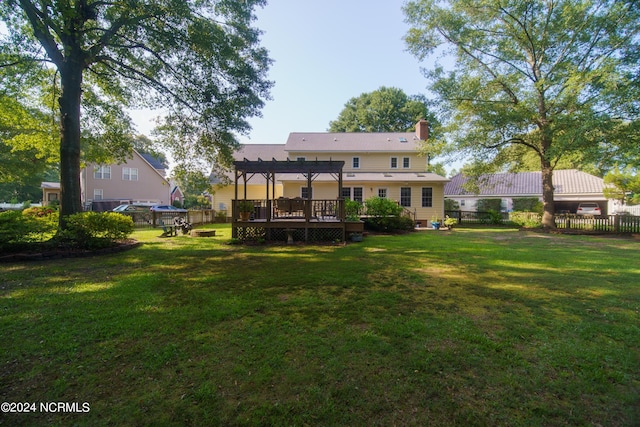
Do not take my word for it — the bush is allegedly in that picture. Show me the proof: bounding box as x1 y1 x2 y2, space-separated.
344 199 363 221
510 211 542 228
0 208 58 250
445 199 460 211
363 197 413 232
480 209 504 225
476 198 503 212
0 210 33 249
59 212 134 248
512 198 543 213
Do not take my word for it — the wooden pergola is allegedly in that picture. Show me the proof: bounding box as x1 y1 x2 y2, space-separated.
232 158 347 241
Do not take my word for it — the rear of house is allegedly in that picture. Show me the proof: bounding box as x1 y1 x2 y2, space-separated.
210 120 449 226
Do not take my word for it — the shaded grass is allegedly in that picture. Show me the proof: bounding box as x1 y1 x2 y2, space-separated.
1 225 639 426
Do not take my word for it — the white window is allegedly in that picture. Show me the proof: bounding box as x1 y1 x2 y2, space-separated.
122 167 138 181
390 157 398 168
403 157 410 168
352 157 360 169
378 188 387 198
93 189 103 200
94 166 111 179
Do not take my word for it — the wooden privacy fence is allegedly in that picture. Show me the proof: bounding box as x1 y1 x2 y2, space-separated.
445 210 640 234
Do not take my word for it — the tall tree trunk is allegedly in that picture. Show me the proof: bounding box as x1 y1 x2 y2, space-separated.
540 158 556 229
58 58 84 229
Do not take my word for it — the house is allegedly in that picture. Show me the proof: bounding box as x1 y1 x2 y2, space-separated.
210 144 287 214
444 169 612 214
42 149 172 211
211 120 449 227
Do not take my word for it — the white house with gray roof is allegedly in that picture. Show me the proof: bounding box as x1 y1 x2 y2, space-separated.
444 169 613 214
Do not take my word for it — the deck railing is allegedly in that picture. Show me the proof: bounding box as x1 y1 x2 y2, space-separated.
233 199 345 222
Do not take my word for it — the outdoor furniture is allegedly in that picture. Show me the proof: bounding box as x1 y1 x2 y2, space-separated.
159 219 177 237
275 198 306 217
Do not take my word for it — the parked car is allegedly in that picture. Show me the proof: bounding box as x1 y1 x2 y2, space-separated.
113 204 148 212
149 205 188 213
576 202 601 216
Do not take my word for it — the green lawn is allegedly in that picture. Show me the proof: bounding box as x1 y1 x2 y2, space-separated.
1 225 639 426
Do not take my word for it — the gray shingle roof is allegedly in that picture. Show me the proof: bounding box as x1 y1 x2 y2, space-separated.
286 132 421 152
445 169 605 196
233 144 288 161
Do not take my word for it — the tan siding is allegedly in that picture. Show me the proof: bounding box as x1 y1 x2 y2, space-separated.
212 184 283 218
83 152 171 204
286 151 427 173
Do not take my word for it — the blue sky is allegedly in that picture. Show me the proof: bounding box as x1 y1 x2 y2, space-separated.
237 0 434 144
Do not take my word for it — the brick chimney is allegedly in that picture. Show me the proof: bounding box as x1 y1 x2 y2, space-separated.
416 119 429 141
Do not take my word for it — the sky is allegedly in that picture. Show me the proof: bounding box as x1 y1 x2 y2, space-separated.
135 1 438 145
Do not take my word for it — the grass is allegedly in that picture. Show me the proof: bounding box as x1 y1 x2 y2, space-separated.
1 225 639 426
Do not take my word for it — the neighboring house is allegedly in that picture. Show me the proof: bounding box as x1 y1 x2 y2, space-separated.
42 149 172 211
41 182 61 205
444 169 613 214
170 181 185 205
211 120 449 225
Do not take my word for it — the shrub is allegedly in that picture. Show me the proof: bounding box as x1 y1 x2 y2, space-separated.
445 198 460 210
60 212 134 248
510 211 542 228
22 206 59 241
363 197 413 232
480 209 504 225
0 210 32 249
444 216 457 228
0 208 59 251
512 197 543 213
476 198 503 212
344 199 363 221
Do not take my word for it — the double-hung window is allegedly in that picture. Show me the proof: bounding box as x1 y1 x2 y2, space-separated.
390 157 398 169
94 166 111 179
122 167 138 181
400 187 411 207
403 157 410 168
353 187 363 202
421 187 433 207
352 157 360 169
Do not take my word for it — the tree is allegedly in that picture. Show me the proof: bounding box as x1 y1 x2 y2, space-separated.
329 86 439 133
329 86 445 172
1 0 272 229
404 0 640 228
603 166 640 206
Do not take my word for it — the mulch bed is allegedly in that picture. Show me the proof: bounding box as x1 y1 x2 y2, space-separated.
0 239 141 263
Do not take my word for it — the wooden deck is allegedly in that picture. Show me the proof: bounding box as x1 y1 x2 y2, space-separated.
232 199 349 242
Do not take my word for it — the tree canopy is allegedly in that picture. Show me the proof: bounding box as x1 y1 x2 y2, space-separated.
329 86 439 133
603 166 640 206
404 0 640 227
1 0 272 227
328 86 445 173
